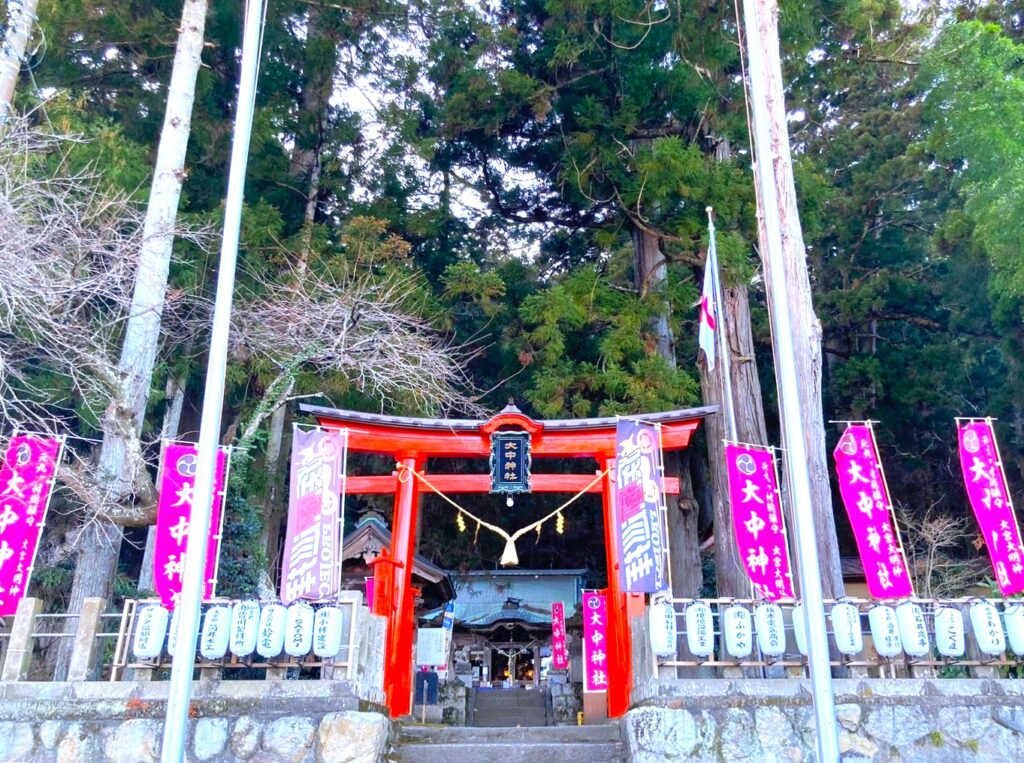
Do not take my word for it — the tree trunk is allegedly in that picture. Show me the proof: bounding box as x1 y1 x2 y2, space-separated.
699 285 770 597
56 0 209 677
139 371 189 593
259 403 290 579
746 0 844 597
630 222 701 596
0 0 39 123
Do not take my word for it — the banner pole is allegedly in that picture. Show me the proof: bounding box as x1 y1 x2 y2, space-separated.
654 422 674 596
707 208 738 443
23 435 66 597
208 447 233 599
160 1 266 760
337 428 350 598
866 422 916 597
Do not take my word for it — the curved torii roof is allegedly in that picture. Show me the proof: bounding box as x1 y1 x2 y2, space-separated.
300 402 715 459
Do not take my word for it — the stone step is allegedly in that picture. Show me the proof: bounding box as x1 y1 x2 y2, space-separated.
472 700 546 712
470 713 547 727
398 724 622 745
390 740 626 763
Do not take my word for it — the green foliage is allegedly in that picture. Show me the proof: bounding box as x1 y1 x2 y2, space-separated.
922 22 1024 323
216 493 267 599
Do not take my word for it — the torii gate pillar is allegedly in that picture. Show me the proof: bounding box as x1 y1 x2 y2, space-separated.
384 454 423 717
600 457 633 717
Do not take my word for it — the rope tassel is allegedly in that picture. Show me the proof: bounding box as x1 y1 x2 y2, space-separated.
500 538 519 566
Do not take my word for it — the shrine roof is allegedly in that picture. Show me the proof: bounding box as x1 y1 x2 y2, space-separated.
420 568 584 629
342 512 455 600
300 403 716 432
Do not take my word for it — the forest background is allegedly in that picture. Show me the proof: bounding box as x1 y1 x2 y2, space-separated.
3 0 1024 674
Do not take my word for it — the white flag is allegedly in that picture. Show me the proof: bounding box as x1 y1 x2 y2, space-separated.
698 221 718 369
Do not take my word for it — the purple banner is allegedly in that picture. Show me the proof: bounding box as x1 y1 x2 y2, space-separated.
958 420 1024 595
551 602 568 670
614 419 668 593
723 443 794 600
0 434 63 616
582 590 608 693
154 443 229 610
280 429 345 603
833 424 913 599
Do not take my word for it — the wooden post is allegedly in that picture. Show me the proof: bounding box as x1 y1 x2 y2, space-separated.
67 597 107 682
743 0 843 599
742 0 841 758
385 454 423 717
2 597 41 681
600 459 632 718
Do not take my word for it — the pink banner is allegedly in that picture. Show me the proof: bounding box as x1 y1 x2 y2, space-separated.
833 424 913 599
0 434 63 616
154 442 229 610
281 428 345 603
723 443 794 600
958 420 1024 595
614 419 668 593
551 601 568 670
582 590 609 693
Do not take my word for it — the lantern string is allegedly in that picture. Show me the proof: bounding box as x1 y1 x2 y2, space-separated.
395 462 609 566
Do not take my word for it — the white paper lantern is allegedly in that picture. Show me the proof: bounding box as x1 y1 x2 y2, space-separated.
167 606 181 657
934 607 965 658
966 602 1007 655
895 602 930 658
867 605 902 658
754 604 786 657
1004 605 1024 656
648 598 678 658
230 600 260 657
199 605 232 660
792 604 807 656
256 603 287 659
969 601 1006 657
284 602 315 657
313 606 345 658
132 605 169 660
684 601 715 658
830 602 863 657
723 605 753 659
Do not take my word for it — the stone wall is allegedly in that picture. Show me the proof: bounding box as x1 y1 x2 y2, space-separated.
550 679 580 725
438 680 468 726
0 680 391 763
625 678 1024 761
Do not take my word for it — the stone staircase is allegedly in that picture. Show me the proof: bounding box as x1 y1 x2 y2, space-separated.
470 687 548 727
390 724 626 763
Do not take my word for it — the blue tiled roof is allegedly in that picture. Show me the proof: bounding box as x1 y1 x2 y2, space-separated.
422 569 585 627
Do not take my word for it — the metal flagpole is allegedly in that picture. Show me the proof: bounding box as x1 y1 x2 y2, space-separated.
706 208 738 443
159 1 267 760
739 0 839 759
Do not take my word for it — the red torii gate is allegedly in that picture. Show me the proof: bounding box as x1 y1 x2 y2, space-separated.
302 402 711 718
